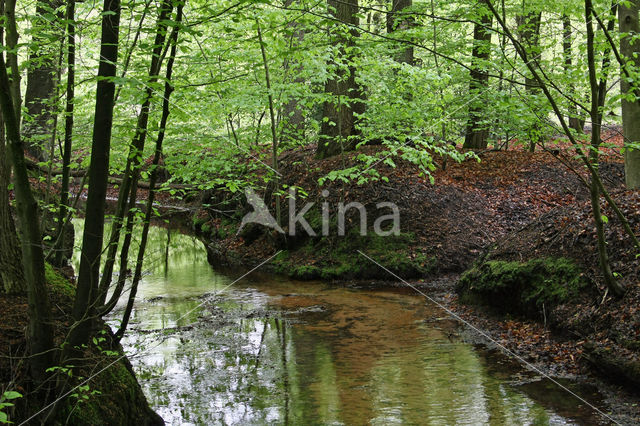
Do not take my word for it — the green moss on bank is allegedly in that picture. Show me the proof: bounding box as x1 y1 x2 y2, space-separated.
53 345 163 425
273 231 436 280
45 263 75 298
457 258 586 318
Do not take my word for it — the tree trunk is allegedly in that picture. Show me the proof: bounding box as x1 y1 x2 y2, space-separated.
97 0 173 305
4 0 20 120
317 0 364 159
53 0 75 266
0 123 25 294
563 14 584 133
387 0 414 65
0 0 25 294
67 0 121 355
585 0 625 297
115 3 182 333
0 51 53 383
517 9 543 152
22 0 63 161
463 0 492 150
280 0 305 145
619 1 640 189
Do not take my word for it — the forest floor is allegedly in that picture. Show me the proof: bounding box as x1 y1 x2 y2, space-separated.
190 129 639 422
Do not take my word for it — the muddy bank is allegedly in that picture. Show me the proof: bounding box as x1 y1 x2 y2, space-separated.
455 188 640 395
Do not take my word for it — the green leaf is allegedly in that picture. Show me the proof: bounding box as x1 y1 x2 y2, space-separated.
2 392 21 401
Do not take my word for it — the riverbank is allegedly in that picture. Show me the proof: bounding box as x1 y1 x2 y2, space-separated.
191 136 639 419
0 264 163 424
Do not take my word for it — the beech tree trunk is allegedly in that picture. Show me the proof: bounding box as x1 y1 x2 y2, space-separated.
317 0 365 159
387 0 414 65
517 9 543 152
22 0 63 161
463 0 492 150
67 0 121 354
619 1 640 189
281 0 305 145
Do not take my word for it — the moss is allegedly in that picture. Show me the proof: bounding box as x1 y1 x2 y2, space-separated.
45 263 75 298
457 257 586 318
54 329 163 425
272 231 436 280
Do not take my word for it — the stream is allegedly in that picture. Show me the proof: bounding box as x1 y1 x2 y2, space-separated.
74 221 609 425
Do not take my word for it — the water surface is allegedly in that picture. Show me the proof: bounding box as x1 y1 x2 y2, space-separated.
75 221 607 425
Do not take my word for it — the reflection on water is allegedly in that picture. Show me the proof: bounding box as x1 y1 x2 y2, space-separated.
74 221 606 425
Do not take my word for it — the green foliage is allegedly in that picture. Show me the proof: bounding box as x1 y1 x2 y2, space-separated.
0 391 22 424
457 258 586 318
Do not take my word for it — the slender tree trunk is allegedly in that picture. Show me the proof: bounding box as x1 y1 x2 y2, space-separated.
53 0 75 266
317 0 364 159
114 0 151 103
97 0 173 305
618 1 640 189
256 19 281 226
563 14 584 133
387 0 414 65
585 0 625 296
463 0 492 150
22 0 63 161
0 51 53 383
67 0 121 355
4 0 20 120
115 3 183 334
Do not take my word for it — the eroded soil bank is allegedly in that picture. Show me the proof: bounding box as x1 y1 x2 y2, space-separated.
191 142 639 422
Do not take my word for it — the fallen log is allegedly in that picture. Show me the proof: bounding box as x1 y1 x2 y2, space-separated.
582 341 640 391
25 157 196 190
